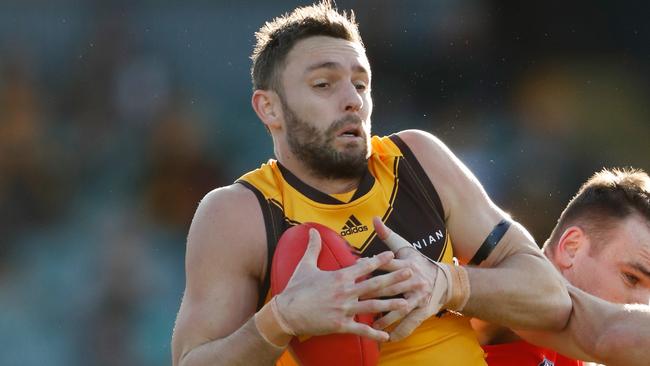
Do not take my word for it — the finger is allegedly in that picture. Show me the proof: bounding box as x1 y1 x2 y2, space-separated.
348 298 409 314
389 307 430 342
372 295 419 330
353 268 412 297
373 219 415 257
300 228 322 268
372 216 390 240
360 278 416 299
343 251 394 278
341 320 390 342
376 257 410 272
372 309 407 330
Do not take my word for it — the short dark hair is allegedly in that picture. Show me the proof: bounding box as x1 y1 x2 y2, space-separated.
544 167 650 256
250 0 363 92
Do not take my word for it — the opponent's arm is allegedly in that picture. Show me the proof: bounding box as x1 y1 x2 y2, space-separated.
396 130 571 330
517 285 650 366
172 185 410 366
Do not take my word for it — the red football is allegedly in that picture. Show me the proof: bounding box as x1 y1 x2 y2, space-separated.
271 222 379 366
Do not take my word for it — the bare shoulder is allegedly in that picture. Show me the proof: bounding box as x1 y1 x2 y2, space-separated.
395 129 481 217
186 183 268 283
395 129 452 162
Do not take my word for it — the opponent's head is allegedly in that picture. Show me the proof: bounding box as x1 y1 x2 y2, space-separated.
250 1 372 180
543 168 650 304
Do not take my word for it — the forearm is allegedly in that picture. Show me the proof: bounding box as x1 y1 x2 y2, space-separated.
518 287 650 366
177 317 286 366
592 303 650 366
462 252 571 330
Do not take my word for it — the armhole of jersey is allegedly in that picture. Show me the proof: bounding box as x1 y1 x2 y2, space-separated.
389 134 446 218
236 180 281 310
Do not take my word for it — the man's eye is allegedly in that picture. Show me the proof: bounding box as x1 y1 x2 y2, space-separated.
314 82 330 88
624 273 640 286
355 83 367 91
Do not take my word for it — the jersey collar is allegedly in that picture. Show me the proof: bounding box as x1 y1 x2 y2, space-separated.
277 162 375 205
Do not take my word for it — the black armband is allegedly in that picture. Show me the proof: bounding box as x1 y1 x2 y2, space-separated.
469 219 511 265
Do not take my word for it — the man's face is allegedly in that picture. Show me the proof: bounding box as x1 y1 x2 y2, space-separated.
278 36 373 180
563 214 650 305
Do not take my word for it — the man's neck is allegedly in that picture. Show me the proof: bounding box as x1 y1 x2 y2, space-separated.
278 158 363 195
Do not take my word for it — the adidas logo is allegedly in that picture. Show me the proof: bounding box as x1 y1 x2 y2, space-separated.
340 215 369 236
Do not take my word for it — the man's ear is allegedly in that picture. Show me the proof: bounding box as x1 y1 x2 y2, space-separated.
251 90 283 130
554 226 587 269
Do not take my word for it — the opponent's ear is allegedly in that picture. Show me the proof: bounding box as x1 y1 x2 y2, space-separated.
251 90 283 130
554 226 587 269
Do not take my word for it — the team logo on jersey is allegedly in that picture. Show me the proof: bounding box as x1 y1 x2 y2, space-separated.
340 215 368 236
538 358 554 366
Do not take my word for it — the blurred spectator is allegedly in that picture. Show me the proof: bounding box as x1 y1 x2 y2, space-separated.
0 53 69 244
139 99 229 233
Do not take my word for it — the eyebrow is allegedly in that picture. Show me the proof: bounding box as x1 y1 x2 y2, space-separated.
305 61 369 76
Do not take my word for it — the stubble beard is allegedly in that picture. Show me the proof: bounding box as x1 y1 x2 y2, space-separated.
282 102 370 181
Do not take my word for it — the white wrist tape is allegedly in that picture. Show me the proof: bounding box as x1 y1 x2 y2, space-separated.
254 296 294 349
437 263 470 312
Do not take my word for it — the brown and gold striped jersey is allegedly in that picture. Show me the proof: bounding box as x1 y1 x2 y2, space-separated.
237 134 486 365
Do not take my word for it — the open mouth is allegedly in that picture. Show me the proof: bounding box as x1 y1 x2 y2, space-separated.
336 125 362 138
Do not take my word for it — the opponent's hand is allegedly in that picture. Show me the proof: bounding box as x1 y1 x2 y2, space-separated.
276 228 411 342
369 217 450 342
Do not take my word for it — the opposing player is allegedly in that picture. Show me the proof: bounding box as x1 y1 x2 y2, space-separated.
474 168 650 365
171 2 571 365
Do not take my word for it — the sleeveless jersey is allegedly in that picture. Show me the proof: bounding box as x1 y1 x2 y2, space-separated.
237 134 486 365
483 341 584 366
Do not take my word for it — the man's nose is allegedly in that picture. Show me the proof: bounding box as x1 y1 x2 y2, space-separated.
341 82 363 113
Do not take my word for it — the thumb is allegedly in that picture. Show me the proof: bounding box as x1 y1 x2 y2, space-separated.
373 217 413 255
372 216 390 240
300 228 322 268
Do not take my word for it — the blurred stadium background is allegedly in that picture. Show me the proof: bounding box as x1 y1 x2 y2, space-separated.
1 0 648 365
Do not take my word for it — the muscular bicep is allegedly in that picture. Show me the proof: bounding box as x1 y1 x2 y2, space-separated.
434 146 540 265
172 185 267 364
397 130 538 264
173 267 259 362
444 178 510 264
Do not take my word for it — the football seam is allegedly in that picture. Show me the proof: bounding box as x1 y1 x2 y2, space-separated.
321 233 353 268
320 237 343 268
